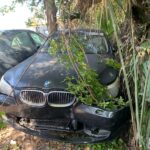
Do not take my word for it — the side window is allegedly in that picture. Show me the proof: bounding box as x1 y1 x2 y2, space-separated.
30 33 45 46
11 32 34 49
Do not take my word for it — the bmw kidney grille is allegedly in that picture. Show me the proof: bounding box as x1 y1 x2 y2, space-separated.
20 90 76 107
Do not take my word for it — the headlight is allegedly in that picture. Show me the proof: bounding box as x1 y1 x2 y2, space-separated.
0 76 14 97
107 77 120 97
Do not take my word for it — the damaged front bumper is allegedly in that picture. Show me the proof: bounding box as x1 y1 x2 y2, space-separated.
0 93 130 143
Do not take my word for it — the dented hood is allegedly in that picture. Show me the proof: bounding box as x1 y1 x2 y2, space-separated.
3 52 118 89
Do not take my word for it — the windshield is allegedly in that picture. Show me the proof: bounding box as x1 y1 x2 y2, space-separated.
41 32 109 54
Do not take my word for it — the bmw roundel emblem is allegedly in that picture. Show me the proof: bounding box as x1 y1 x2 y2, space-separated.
44 80 51 88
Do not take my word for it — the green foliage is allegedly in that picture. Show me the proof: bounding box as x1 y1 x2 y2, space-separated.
95 7 114 36
142 61 150 102
49 35 107 106
0 1 16 15
90 139 127 150
2 0 149 148
77 139 127 150
140 41 150 51
0 112 6 129
141 107 150 150
49 34 126 109
106 58 121 69
63 0 149 148
0 111 5 116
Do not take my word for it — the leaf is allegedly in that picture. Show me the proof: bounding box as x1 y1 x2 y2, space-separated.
140 41 150 51
143 61 150 102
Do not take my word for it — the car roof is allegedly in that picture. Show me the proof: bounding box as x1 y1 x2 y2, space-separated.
71 29 104 34
0 29 36 35
49 29 105 38
0 29 46 40
0 29 35 32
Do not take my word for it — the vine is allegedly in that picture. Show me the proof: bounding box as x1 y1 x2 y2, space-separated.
49 32 126 109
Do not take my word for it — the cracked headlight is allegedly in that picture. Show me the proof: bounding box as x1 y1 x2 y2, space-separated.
107 77 120 97
0 76 14 97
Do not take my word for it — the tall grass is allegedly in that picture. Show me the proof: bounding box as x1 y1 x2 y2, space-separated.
0 112 6 129
98 0 149 149
106 1 137 148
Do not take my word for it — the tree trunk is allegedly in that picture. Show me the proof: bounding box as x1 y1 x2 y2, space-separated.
44 0 57 34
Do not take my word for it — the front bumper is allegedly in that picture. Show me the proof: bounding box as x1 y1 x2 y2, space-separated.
0 93 17 112
0 93 130 143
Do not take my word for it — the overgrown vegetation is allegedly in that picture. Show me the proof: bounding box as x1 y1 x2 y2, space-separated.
0 112 6 129
49 34 126 110
0 0 149 149
57 0 150 149
77 139 127 150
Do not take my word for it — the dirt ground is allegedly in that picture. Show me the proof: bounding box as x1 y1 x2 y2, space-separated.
0 126 77 150
0 125 134 150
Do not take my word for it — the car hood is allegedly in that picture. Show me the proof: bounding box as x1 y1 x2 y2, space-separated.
3 52 116 89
